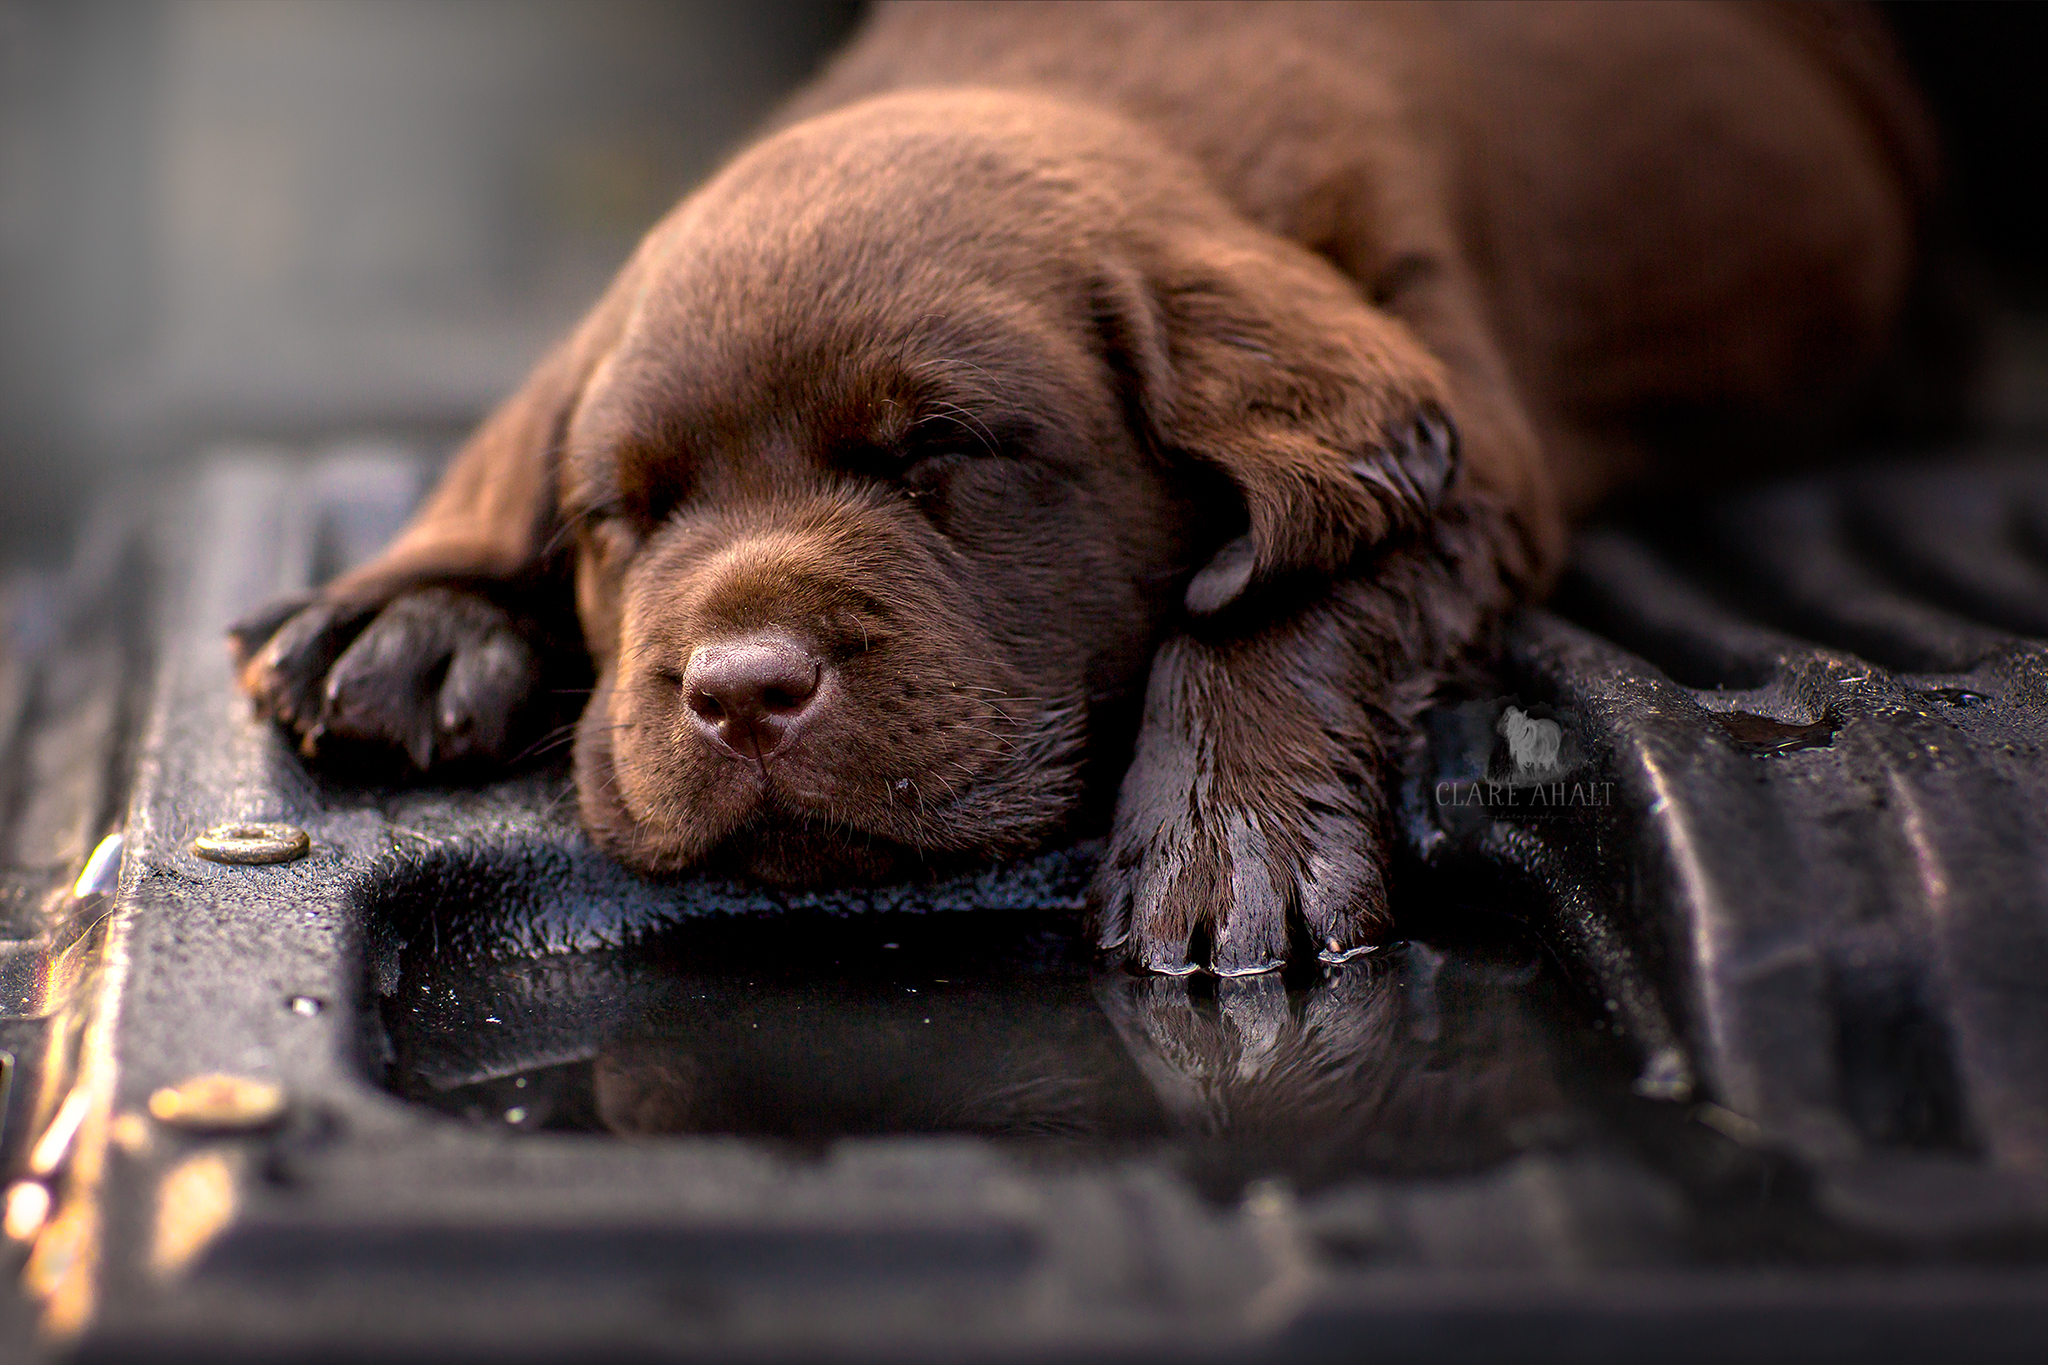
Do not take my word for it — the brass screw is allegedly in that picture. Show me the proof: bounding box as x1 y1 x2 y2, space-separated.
147 1075 286 1132
192 822 309 866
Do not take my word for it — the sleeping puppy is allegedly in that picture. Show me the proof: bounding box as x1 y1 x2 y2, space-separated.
231 2 1938 974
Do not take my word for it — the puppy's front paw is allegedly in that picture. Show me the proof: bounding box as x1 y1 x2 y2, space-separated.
1093 782 1391 975
231 586 541 772
1089 637 1393 975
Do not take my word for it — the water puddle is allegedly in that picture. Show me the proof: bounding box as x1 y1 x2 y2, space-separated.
1912 687 1986 709
1708 709 1840 755
379 909 1637 1193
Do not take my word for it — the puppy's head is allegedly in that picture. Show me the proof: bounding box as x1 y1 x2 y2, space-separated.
518 91 1459 884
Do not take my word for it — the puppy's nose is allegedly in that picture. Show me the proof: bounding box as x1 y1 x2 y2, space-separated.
682 633 824 761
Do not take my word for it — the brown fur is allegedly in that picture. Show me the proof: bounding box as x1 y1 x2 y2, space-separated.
232 2 1935 973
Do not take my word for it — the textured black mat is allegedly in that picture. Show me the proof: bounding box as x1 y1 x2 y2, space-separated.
5 449 2047 1361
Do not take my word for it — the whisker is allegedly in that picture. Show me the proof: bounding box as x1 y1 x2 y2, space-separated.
909 356 999 388
514 732 579 762
909 404 999 458
539 781 583 821
538 517 579 560
509 721 584 764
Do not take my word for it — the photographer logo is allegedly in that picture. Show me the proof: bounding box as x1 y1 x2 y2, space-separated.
1497 705 1563 778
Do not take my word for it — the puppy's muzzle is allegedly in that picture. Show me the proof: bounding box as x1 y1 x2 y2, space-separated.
681 631 827 764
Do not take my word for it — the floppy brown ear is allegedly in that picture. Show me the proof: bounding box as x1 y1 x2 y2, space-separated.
1103 229 1461 616
1091 221 1556 973
229 253 646 767
325 260 643 606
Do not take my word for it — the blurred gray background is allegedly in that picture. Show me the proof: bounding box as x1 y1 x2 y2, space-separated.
0 1 2042 565
0 0 859 561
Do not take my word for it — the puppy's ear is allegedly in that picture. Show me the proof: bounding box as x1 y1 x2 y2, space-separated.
1100 232 1459 616
325 257 644 605
227 255 648 770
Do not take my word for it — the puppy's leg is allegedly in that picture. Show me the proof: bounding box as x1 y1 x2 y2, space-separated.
1094 212 1554 971
230 254 643 774
230 437 571 776
1095 499 1516 974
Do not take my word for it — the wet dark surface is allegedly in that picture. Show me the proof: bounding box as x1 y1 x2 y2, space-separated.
381 906 1629 1197
1913 686 1988 709
376 894 2048 1268
1705 708 1841 755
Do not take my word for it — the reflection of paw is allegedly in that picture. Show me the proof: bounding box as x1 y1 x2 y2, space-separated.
1097 948 1585 1179
1093 966 1399 1131
231 587 541 772
1090 640 1394 975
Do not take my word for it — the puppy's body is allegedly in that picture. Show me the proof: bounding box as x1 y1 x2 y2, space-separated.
797 1 1931 514
234 2 1937 973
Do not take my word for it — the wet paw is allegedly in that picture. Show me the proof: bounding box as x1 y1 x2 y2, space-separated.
1353 403 1458 526
1092 791 1391 975
1088 640 1393 975
231 586 541 772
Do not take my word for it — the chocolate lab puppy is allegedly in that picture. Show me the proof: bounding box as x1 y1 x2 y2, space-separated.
232 3 1939 974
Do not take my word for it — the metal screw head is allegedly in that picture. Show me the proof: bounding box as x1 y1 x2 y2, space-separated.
192 822 308 865
147 1075 286 1132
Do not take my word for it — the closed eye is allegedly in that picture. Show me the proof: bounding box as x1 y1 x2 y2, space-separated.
898 450 973 497
573 501 626 528
573 491 667 536
834 404 1038 500
572 503 647 566
832 436 977 492
906 402 1003 460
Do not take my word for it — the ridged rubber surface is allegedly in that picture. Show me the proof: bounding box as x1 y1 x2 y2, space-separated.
5 451 2047 1361
1434 459 2048 1244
